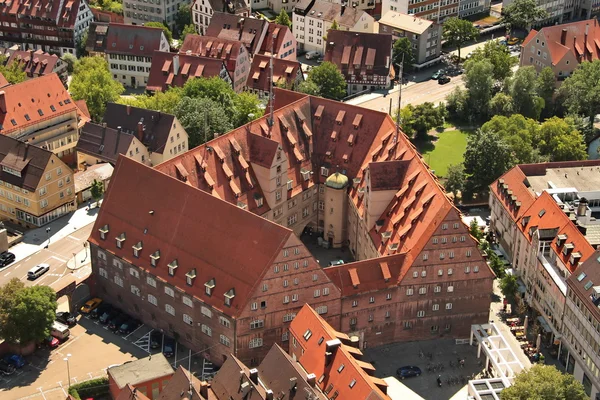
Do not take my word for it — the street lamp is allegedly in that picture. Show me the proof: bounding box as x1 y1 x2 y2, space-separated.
45 227 51 249
64 353 72 388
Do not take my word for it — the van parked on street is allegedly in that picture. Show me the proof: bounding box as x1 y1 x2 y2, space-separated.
51 321 70 341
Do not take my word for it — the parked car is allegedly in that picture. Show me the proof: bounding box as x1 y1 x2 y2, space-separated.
0 360 15 375
0 252 15 267
91 303 112 319
447 68 463 76
56 311 76 327
431 69 445 80
305 50 320 60
45 336 60 348
438 75 451 84
27 263 50 280
51 321 71 341
507 37 520 45
100 309 120 324
396 366 421 379
328 259 345 267
109 315 129 332
3 354 25 369
150 331 162 349
80 298 103 314
163 336 176 357
118 319 141 335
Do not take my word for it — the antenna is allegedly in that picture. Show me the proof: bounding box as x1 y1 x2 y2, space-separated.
268 33 275 136
393 54 404 157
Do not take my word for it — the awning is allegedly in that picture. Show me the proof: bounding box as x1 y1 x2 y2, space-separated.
537 316 552 333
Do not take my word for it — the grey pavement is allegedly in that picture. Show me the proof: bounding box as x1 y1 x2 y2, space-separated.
300 233 354 268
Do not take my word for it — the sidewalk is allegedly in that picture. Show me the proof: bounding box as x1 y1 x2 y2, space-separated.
66 247 91 270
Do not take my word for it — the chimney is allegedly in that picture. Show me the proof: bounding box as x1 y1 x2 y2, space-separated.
325 339 341 365
115 125 122 153
137 120 144 142
341 5 345 15
200 382 209 398
306 373 316 387
126 104 131 115
173 54 180 75
560 29 567 45
577 197 588 217
0 90 6 113
248 368 258 384
585 24 590 57
265 389 273 400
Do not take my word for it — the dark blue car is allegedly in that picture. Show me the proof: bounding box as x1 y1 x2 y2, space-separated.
396 366 421 379
3 354 25 368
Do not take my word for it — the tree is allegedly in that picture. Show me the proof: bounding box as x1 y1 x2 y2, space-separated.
537 117 587 161
559 60 600 131
442 17 479 63
175 3 192 37
330 20 339 30
509 66 544 120
464 129 515 194
481 114 538 164
0 56 26 84
297 80 320 96
501 0 549 31
233 92 264 127
392 38 415 74
174 97 233 147
118 87 183 114
445 164 466 201
467 40 517 82
469 219 483 242
61 53 78 74
488 93 515 117
501 365 587 400
183 76 236 113
406 102 447 139
536 66 556 115
90 179 104 206
180 24 197 42
464 60 494 118
305 62 346 100
76 30 88 58
446 87 469 121
70 56 124 121
488 252 506 279
145 22 173 45
500 274 519 303
274 9 292 29
0 279 57 345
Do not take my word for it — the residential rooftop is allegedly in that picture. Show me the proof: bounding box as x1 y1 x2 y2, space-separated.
108 353 174 389
378 11 434 34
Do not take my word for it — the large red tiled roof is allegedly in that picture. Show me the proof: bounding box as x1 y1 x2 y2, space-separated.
490 166 536 223
290 305 389 400
259 23 293 57
206 12 267 55
147 51 227 92
0 73 77 136
246 54 301 93
0 0 83 28
77 122 136 164
89 156 292 317
7 50 60 78
179 35 246 73
104 23 166 57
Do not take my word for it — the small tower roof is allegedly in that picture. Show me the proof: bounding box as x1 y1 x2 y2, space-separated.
325 172 349 189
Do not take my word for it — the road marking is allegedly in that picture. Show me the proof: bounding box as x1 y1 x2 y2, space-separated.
124 324 145 340
37 387 47 400
88 372 93 379
3 271 10 276
72 377 77 383
51 256 66 263
68 235 80 241
58 382 66 397
25 257 30 262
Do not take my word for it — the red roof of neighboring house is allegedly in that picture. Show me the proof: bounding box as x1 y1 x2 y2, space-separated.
246 54 301 92
290 305 389 400
105 23 166 57
206 12 268 55
75 100 90 119
490 166 536 224
259 23 293 57
147 51 227 92
0 72 9 89
179 35 246 73
89 156 292 317
115 384 151 400
7 50 60 78
0 73 78 136
91 7 124 23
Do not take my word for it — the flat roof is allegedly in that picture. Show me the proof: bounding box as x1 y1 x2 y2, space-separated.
379 11 433 35
383 377 426 400
108 354 174 388
527 166 600 194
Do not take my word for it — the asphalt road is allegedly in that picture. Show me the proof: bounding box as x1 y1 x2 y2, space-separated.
0 223 93 289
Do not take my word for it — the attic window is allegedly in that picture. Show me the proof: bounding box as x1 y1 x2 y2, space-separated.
301 169 311 181
224 288 235 306
50 105 56 112
116 233 126 248
168 259 178 276
98 224 109 240
10 119 16 126
24 114 30 121
112 43 116 47
584 281 594 290
352 114 362 129
303 329 312 340
538 209 546 217
186 268 197 286
132 241 143 257
205 278 216 296
349 379 356 388
37 109 43 116
150 250 160 266
578 272 587 281
287 180 293 190
129 44 133 49
140 46 144 51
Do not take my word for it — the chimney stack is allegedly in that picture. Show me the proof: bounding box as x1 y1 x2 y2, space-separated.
126 104 131 115
0 90 6 113
577 197 588 217
585 24 590 57
173 54 180 75
249 368 258 384
265 389 273 400
561 29 567 45
341 5 345 15
137 120 144 141
306 373 316 387
200 382 209 398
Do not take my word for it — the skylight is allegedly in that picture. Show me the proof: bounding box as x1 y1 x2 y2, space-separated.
585 281 594 290
538 209 546 217
578 272 587 282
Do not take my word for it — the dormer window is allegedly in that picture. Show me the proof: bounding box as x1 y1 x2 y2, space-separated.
224 288 235 307
132 241 143 258
205 278 216 296
116 233 126 248
321 167 329 176
150 250 160 267
99 224 109 240
186 268 197 286
287 180 293 190
168 259 178 276
301 169 311 181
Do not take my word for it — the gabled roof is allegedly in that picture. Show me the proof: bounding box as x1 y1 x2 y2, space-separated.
206 12 268 55
179 35 246 73
104 23 166 57
86 22 110 53
325 31 393 80
89 156 292 317
103 103 177 155
211 353 268 399
147 51 227 92
157 366 216 400
115 384 151 400
76 122 135 165
294 0 372 27
0 0 86 30
0 73 78 136
378 11 434 35
490 165 536 223
7 50 60 78
259 23 293 56
74 163 114 193
290 305 389 400
246 54 301 93
0 135 57 191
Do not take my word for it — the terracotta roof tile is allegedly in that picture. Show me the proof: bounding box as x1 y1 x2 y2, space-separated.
104 23 166 57
76 122 135 164
179 35 246 74
246 54 301 93
7 50 60 79
206 12 268 55
147 51 227 92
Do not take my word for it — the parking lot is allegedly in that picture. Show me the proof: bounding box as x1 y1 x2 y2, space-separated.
0 303 213 400
364 338 485 400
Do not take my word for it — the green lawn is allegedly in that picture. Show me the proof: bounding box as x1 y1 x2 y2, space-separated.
419 130 470 177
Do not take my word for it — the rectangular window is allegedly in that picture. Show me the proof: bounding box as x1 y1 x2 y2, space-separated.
219 316 231 328
183 314 193 325
165 286 175 297
446 303 453 310
183 296 193 308
146 276 156 287
148 294 157 306
165 304 175 315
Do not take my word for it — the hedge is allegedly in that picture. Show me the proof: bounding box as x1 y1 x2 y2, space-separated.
67 377 109 400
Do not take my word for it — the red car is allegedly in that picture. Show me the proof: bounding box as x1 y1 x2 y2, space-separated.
45 336 60 348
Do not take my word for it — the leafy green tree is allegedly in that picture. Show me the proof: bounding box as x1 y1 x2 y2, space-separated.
305 62 346 100
500 274 519 303
297 80 320 96
467 40 517 82
90 179 104 206
446 87 469 121
0 279 57 345
105 1 122 14
61 53 78 74
509 66 544 120
488 252 506 278
174 97 233 147
180 24 197 42
183 76 236 113
469 218 484 242
501 0 549 31
70 56 124 121
536 66 556 115
274 9 292 29
233 92 264 127
559 59 600 131
464 129 515 194
76 30 88 58
464 59 494 118
118 87 183 114
407 102 447 139
445 164 466 201
330 20 339 30
442 17 479 63
145 22 173 45
392 37 415 74
488 93 515 117
501 365 587 400
481 114 538 164
175 3 192 36
0 56 26 84
537 117 587 161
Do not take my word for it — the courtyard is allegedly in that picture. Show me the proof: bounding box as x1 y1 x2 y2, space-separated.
417 129 472 178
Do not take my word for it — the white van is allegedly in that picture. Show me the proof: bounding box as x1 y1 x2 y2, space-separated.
51 321 70 341
27 263 50 280
305 51 320 60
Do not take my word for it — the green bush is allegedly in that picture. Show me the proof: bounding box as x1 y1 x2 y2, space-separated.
67 377 109 400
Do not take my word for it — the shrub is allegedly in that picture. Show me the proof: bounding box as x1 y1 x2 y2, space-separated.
67 377 109 400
